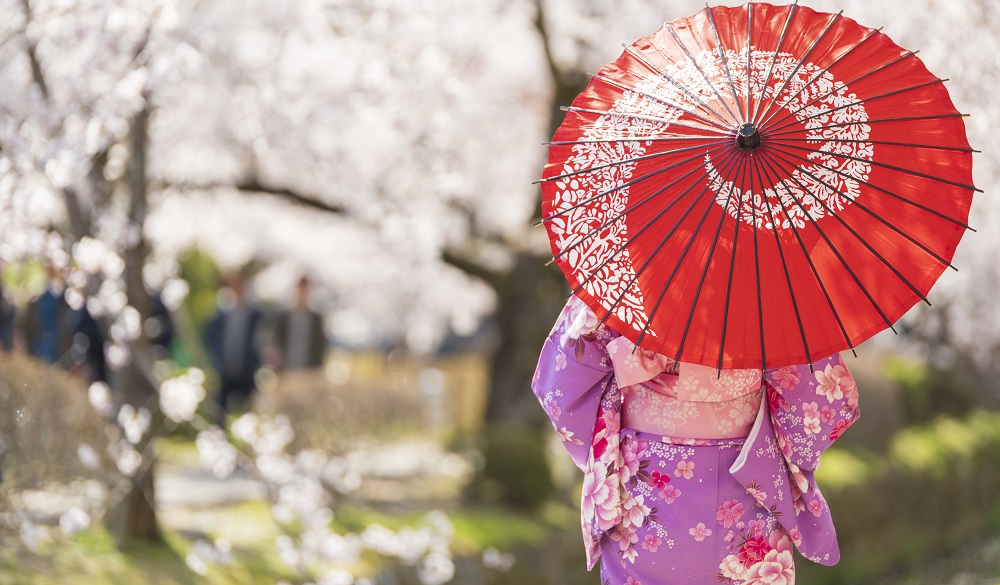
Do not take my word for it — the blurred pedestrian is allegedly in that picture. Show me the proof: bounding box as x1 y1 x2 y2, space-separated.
272 275 326 372
205 271 262 420
21 264 71 364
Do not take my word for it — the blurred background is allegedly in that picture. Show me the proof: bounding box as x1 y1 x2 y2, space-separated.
0 0 997 583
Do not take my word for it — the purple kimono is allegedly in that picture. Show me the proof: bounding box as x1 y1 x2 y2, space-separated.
532 296 860 584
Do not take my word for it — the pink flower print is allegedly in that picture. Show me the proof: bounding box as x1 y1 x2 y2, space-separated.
617 438 644 483
647 470 671 491
719 554 748 580
689 523 712 542
803 416 821 436
747 486 767 503
555 427 583 445
642 534 661 553
621 545 638 564
675 460 695 479
626 578 642 585
789 528 803 546
724 531 735 542
554 352 567 372
742 550 795 585
815 363 856 403
771 366 800 391
808 498 825 517
548 402 562 421
620 493 651 530
659 484 681 503
802 402 819 418
738 535 772 567
820 405 836 424
830 418 851 441
582 461 620 530
610 524 638 552
747 519 765 537
768 531 794 553
717 499 745 528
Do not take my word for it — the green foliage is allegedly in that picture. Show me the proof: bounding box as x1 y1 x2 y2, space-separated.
801 410 1000 584
177 249 221 337
472 425 555 510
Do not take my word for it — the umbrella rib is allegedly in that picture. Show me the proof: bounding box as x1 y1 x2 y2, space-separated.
749 154 814 365
672 151 750 362
560 105 727 136
765 148 934 305
764 51 922 133
777 140 981 192
753 154 856 356
536 144 727 225
749 158 768 371
546 135 721 146
655 26 741 126
715 156 753 370
633 148 747 350
703 4 750 121
622 44 737 128
745 2 753 121
753 9 842 125
757 149 897 332
547 145 728 264
767 113 971 137
770 136 977 153
535 139 720 186
756 26 883 129
747 1 799 123
592 73 733 132
584 150 745 327
762 146 962 269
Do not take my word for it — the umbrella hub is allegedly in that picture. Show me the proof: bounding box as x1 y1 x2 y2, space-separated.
736 123 762 151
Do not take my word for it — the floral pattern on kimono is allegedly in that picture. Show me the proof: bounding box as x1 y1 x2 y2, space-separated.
532 295 860 578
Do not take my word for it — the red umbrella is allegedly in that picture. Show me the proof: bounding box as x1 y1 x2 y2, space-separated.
539 1 978 370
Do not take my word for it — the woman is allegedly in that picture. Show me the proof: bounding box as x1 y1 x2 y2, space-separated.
532 295 859 584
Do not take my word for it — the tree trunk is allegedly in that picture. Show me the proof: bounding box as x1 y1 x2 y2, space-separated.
108 105 162 545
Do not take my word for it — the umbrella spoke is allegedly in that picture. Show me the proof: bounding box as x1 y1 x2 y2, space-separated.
716 155 753 370
633 148 746 349
592 73 732 132
753 154 855 357
655 26 741 126
770 136 978 153
622 44 737 128
546 145 728 264
762 146 963 269
776 139 982 192
560 105 728 136
751 154 819 367
765 149 934 305
764 52 921 133
673 152 750 362
745 2 753 121
594 149 742 334
753 9 842 125
546 134 722 147
536 142 728 225
757 26 883 129
535 138 721 186
758 149 897 332
704 5 752 122
581 150 744 331
747 1 799 123
767 112 971 137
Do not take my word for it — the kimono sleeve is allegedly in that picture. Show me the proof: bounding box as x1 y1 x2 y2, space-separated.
764 353 860 473
531 296 618 471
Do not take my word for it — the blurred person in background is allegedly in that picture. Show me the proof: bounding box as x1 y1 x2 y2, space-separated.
20 263 106 383
206 271 262 420
0 267 15 354
271 275 326 373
